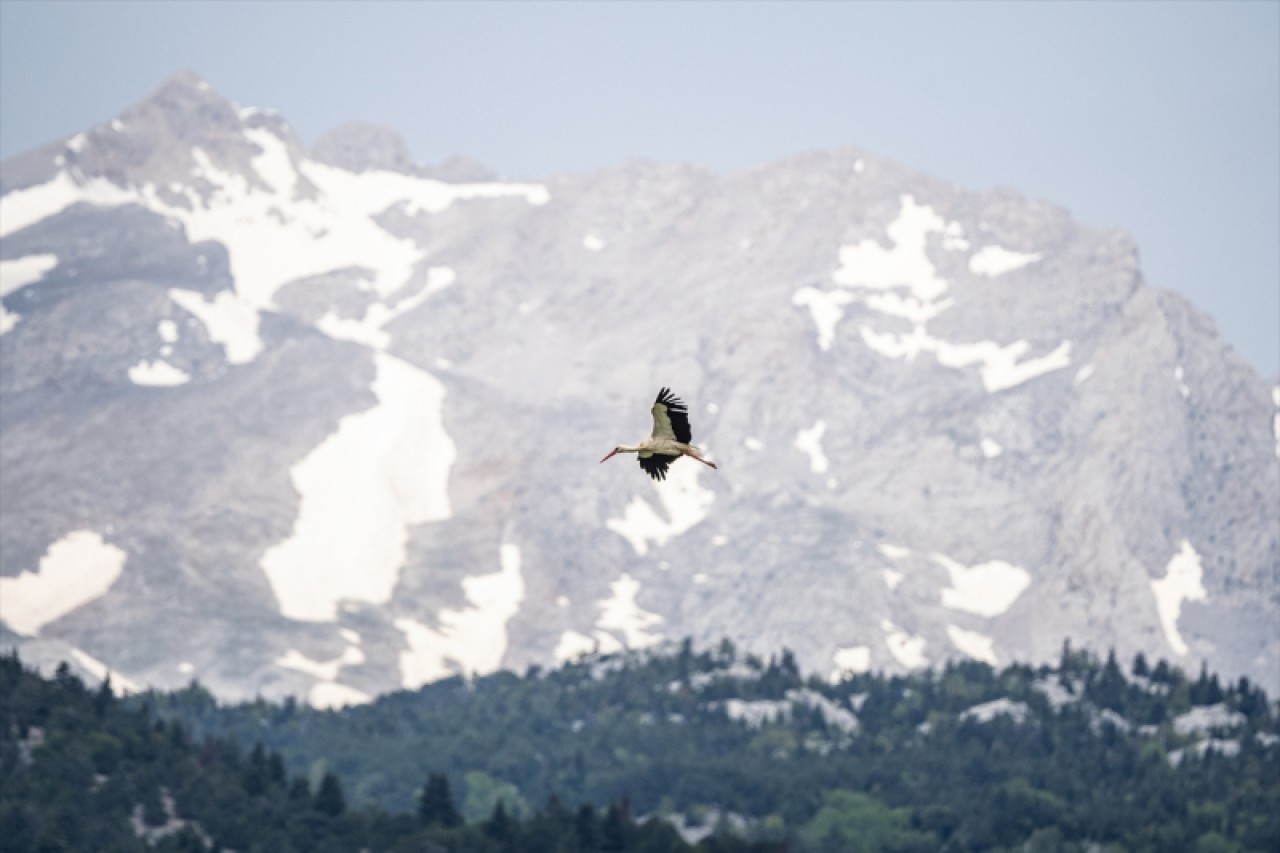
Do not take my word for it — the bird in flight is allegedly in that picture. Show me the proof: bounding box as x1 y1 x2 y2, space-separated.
600 387 717 481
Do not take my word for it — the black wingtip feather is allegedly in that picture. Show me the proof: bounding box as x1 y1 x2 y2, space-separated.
654 387 692 444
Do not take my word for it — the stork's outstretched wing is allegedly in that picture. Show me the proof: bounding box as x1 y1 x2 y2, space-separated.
650 387 692 444
638 451 680 481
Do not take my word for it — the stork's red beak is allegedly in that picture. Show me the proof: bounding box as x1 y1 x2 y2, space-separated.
600 449 618 463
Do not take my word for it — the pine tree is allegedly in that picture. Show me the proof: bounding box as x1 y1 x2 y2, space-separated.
419 772 462 827
314 771 346 816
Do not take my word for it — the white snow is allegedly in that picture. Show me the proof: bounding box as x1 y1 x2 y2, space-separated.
942 222 969 251
881 619 928 669
66 133 87 153
157 319 179 343
1150 539 1207 657
556 596 570 608
932 552 1031 618
862 291 954 324
1175 366 1190 399
583 234 606 251
596 573 663 649
69 648 141 693
794 420 829 473
980 437 1003 459
711 534 729 546
878 543 911 560
792 286 854 351
309 682 371 709
882 569 904 590
831 646 871 679
261 353 454 622
0 124 548 364
178 662 195 674
859 326 1072 393
968 246 1041 276
1074 363 1096 386
0 172 134 240
0 254 59 335
743 437 764 451
395 543 525 688
0 254 58 296
853 159 865 174
554 630 597 662
111 119 125 132
692 573 708 584
961 698 1030 724
606 462 714 555
316 266 456 350
127 359 191 386
806 196 1066 391
0 531 127 636
1273 387 1280 458
167 289 262 364
832 195 950 303
1173 704 1246 736
946 625 999 666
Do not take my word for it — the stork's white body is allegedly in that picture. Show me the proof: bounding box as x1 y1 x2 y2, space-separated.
601 388 716 481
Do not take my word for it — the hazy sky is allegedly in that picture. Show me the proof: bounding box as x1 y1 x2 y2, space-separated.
2 1 1276 374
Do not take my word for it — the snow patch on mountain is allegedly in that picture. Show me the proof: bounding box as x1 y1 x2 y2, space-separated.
308 682 372 709
395 543 526 688
316 266 456 351
791 287 854 351
606 463 714 555
167 289 262 364
794 420 829 473
1150 540 1207 656
968 245 1041 276
261 353 454 622
831 646 871 679
832 195 952 302
597 573 663 648
0 172 134 240
881 619 928 668
932 553 1031 617
0 253 60 333
0 531 127 636
128 359 191 386
0 253 58 296
947 624 998 666
69 648 141 693
860 326 1073 393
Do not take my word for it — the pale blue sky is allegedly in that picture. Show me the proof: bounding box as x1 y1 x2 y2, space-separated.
2 1 1276 374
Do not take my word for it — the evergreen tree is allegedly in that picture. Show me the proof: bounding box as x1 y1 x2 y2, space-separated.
314 771 346 816
418 772 462 827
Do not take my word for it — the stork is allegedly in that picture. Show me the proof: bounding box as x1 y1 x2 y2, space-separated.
600 387 717 481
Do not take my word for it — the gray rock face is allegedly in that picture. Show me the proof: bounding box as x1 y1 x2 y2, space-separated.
2 73 1276 703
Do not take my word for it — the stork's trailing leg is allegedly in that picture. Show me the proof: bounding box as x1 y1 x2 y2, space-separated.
683 449 717 469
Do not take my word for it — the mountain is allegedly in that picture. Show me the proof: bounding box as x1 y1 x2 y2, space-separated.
1 71 1277 704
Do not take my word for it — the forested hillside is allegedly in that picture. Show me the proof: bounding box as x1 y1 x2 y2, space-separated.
3 643 1278 851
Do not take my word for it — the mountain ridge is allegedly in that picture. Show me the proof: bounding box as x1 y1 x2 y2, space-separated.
1 71 1276 704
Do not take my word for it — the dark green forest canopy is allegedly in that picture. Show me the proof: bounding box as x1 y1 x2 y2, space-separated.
3 643 1278 852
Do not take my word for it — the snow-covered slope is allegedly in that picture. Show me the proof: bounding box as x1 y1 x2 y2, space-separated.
2 72 1276 702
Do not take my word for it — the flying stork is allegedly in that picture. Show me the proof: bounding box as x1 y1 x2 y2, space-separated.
600 387 717 481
